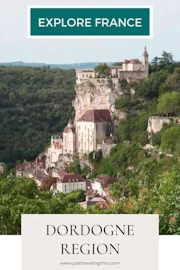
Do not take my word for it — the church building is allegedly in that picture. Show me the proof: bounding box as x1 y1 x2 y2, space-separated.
75 109 112 154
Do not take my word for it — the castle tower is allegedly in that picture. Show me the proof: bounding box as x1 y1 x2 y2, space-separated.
63 119 76 155
142 46 149 77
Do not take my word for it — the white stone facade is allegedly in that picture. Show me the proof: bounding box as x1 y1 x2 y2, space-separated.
46 135 63 168
92 181 105 197
57 181 86 193
63 119 76 155
75 121 96 154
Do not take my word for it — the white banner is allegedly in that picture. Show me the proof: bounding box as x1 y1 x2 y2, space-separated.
21 214 158 270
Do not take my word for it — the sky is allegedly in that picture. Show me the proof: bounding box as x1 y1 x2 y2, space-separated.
0 0 180 64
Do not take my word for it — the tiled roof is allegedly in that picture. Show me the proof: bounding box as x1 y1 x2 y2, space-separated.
124 59 141 64
63 127 76 134
16 161 32 170
33 170 48 182
58 170 68 178
58 173 85 183
86 189 97 196
79 69 94 73
95 174 116 188
78 110 111 122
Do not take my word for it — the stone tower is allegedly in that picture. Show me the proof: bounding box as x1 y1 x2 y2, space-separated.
63 119 76 155
142 46 149 77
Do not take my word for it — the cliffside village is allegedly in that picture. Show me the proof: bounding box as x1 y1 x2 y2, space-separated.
3 47 172 209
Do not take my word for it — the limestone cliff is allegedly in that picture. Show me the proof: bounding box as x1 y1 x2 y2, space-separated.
73 78 126 121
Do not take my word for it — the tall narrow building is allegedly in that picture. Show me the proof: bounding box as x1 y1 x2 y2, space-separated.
63 119 76 155
142 46 149 77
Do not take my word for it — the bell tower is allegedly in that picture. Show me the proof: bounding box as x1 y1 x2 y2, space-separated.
142 46 149 77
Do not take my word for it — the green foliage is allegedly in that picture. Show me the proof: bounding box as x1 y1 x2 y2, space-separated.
159 67 180 94
150 51 180 73
115 96 140 112
68 160 81 175
0 176 85 234
88 150 102 165
157 91 180 116
135 70 169 99
94 63 111 78
98 142 144 178
161 126 180 153
68 160 90 178
0 66 76 168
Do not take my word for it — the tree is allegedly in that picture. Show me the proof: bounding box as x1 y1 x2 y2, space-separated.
0 176 85 234
136 70 169 99
150 51 176 73
94 63 111 78
157 91 180 116
112 62 123 66
161 126 180 153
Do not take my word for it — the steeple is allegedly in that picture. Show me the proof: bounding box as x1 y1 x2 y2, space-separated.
142 46 149 77
143 46 149 57
68 118 74 128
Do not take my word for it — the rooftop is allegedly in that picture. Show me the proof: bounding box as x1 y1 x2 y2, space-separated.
95 174 116 188
58 173 85 183
78 109 111 122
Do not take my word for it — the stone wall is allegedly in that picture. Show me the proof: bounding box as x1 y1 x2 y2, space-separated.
119 71 148 81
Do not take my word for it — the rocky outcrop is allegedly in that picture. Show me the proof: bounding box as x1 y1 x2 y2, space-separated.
147 116 173 134
73 78 126 121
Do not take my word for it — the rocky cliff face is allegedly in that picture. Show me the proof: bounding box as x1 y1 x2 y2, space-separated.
73 78 126 121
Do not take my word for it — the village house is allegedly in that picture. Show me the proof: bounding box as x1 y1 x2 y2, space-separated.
91 174 117 198
46 134 63 167
16 160 32 177
33 170 49 187
50 170 86 193
76 47 149 84
80 194 109 210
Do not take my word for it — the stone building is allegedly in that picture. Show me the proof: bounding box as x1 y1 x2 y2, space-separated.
92 174 117 198
76 47 149 84
63 119 76 155
75 109 112 154
46 134 63 168
51 171 86 193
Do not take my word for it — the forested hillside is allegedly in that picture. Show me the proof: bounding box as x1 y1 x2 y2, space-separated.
88 52 180 234
0 66 76 169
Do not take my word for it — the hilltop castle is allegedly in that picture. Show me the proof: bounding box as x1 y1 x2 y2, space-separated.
76 47 149 84
46 47 149 168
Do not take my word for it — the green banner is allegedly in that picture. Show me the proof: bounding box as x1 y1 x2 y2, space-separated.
29 7 152 37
